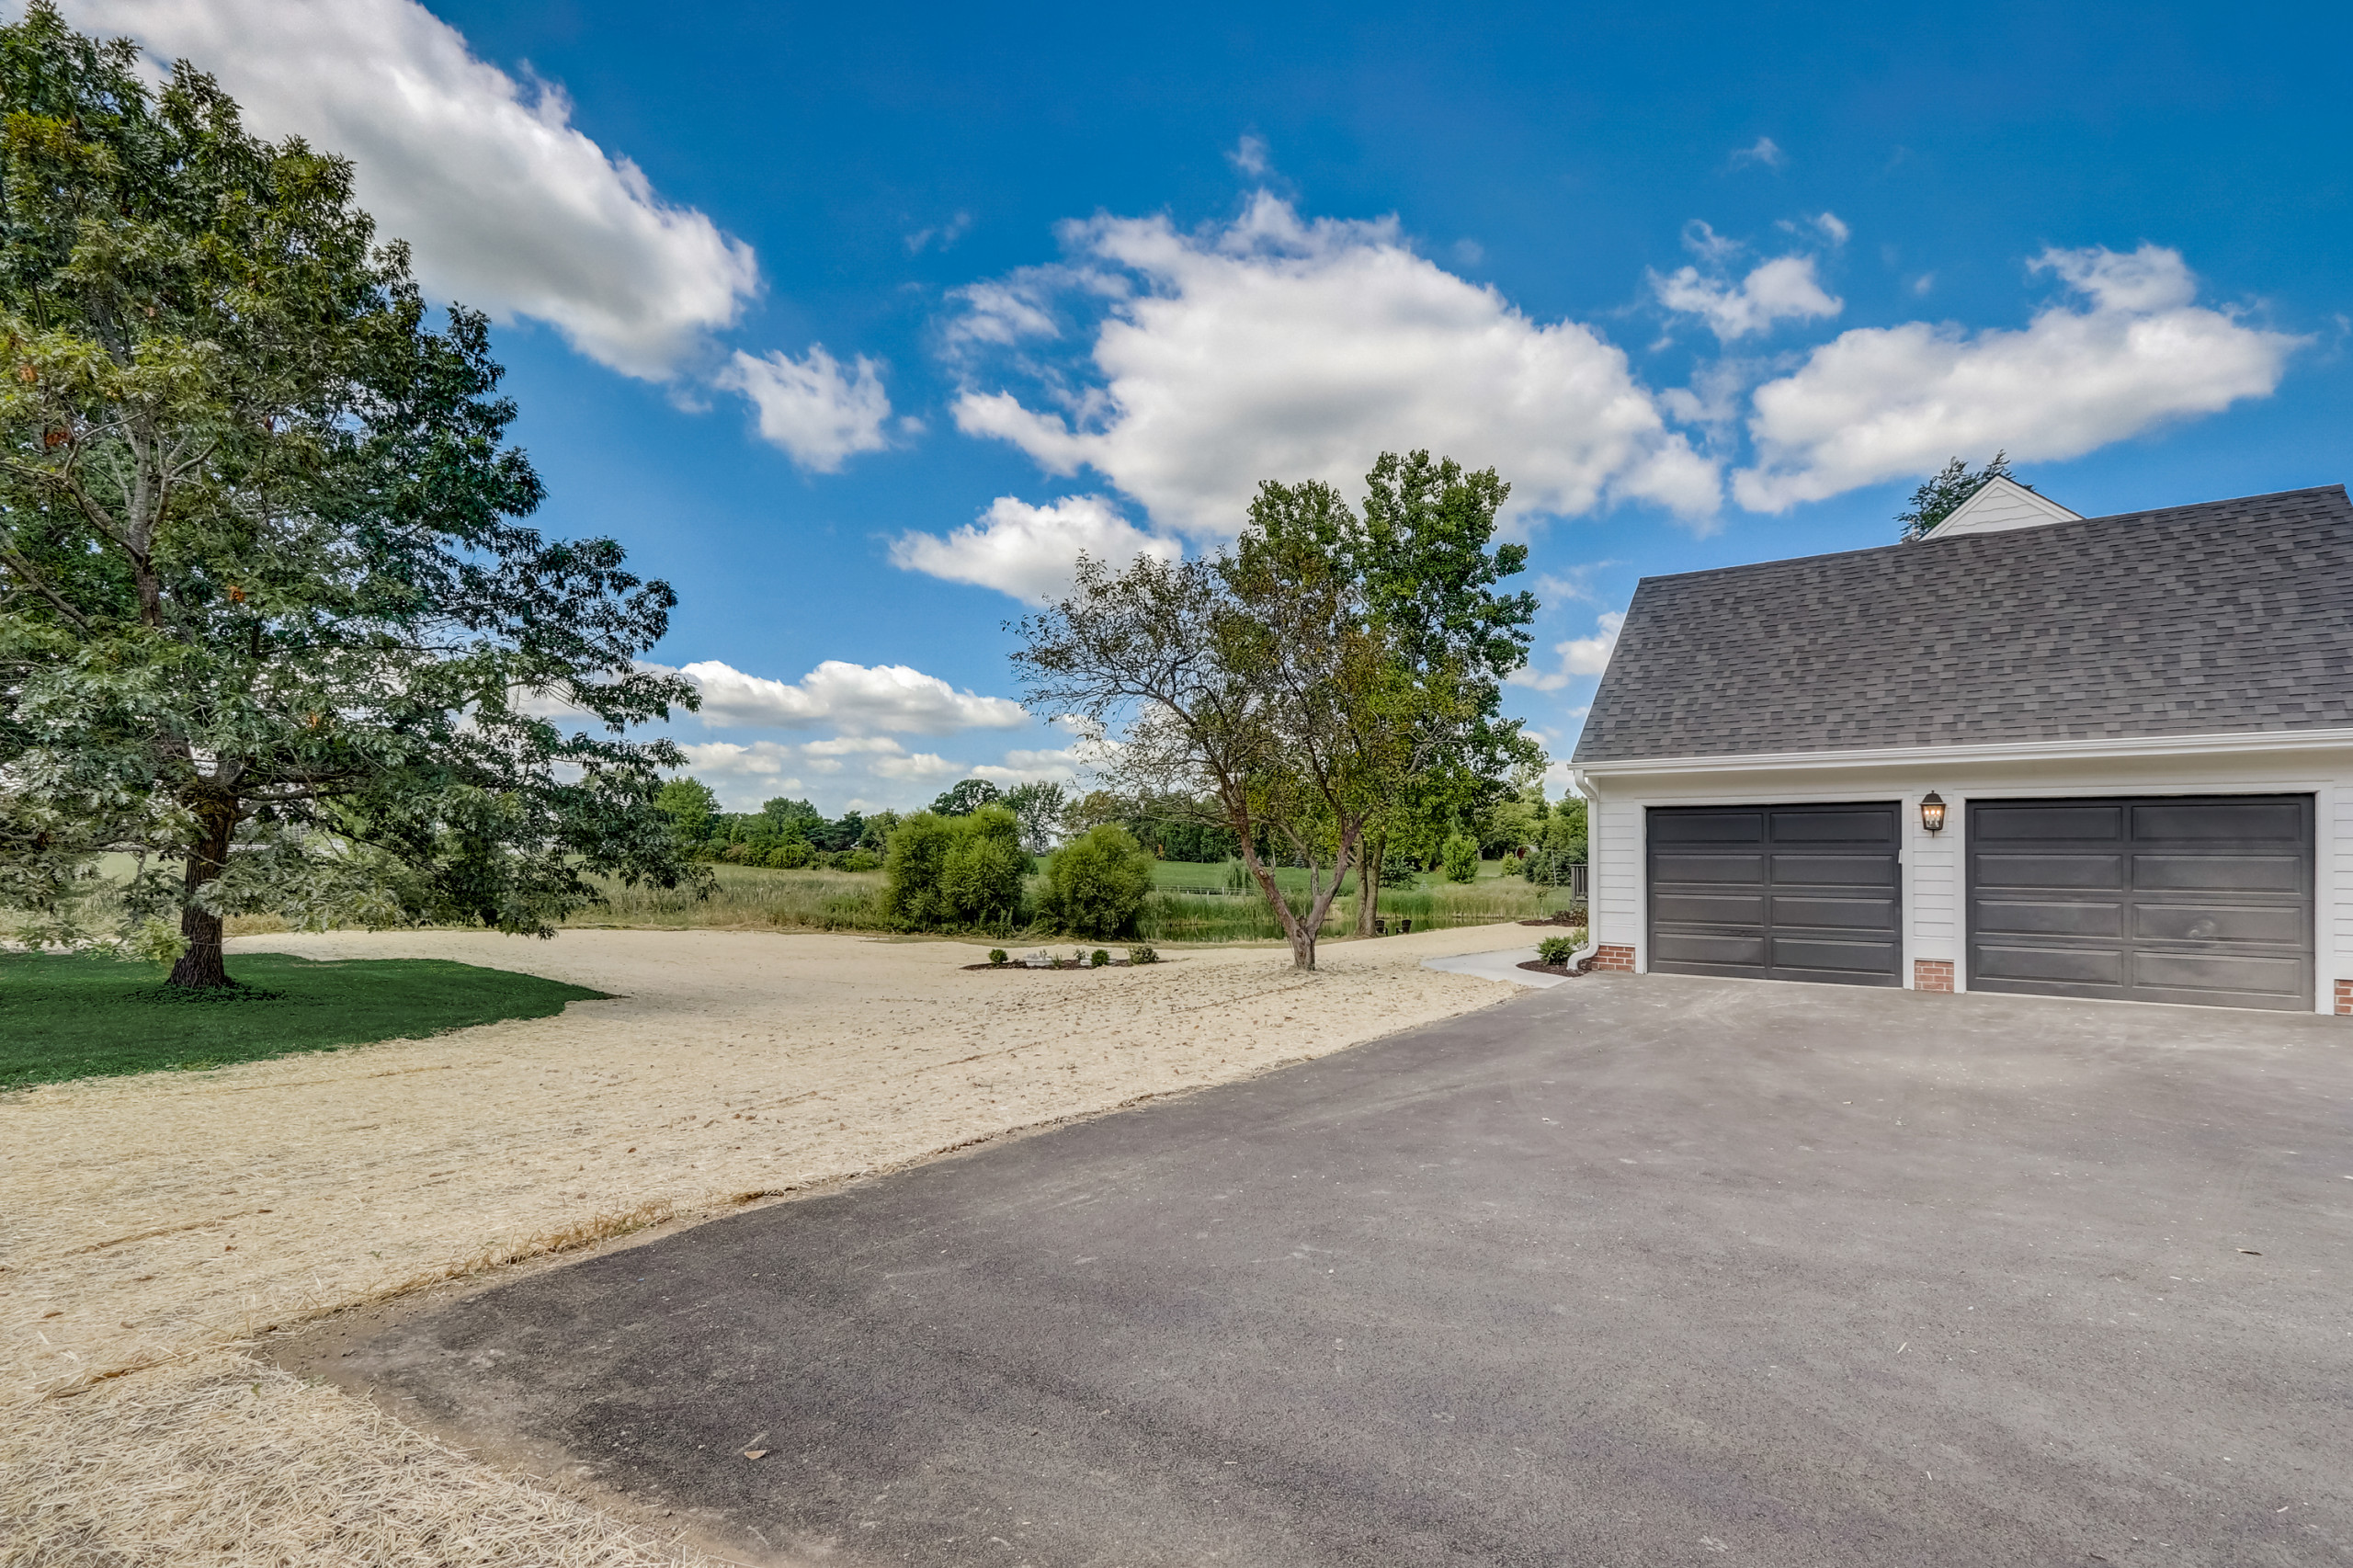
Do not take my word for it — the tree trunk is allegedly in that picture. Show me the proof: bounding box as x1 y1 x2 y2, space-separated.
1233 835 1322 971
1353 835 1384 937
166 797 236 989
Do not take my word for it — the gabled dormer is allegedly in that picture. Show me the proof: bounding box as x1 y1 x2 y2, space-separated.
1923 475 2084 539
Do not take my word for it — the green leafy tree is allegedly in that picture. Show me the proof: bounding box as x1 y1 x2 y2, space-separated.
654 778 718 846
1525 796 1587 888
1345 450 1542 932
1441 832 1480 883
929 778 1003 817
0 7 701 986
1001 778 1068 852
1016 478 1455 971
1897 452 2024 541
1036 823 1153 937
757 796 822 835
881 805 1027 929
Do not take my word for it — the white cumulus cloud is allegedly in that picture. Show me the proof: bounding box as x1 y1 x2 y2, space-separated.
1733 244 2303 511
717 347 894 472
890 495 1183 604
971 744 1099 787
1654 255 1843 342
1513 611 1624 692
671 660 1027 735
949 192 1719 535
64 0 760 380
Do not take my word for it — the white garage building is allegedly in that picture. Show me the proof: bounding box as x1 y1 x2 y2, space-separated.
1566 482 2353 1014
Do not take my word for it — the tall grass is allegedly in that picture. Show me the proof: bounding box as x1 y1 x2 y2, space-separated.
560 864 886 932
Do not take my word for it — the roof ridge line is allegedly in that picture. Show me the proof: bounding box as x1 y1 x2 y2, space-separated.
1632 483 2350 587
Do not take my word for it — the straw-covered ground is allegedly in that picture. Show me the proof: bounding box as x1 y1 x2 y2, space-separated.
2 923 1527 1566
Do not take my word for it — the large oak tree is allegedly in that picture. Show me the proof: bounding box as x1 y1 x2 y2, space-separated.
0 5 700 987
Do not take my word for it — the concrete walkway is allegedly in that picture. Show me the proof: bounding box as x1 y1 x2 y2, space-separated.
1419 943 1572 986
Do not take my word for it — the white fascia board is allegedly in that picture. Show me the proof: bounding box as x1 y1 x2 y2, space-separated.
1575 727 2353 778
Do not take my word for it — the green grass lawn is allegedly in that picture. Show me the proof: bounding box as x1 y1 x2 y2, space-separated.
0 951 609 1091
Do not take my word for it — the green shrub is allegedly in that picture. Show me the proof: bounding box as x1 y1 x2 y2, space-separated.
1537 935 1578 967
1127 944 1158 965
988 948 1008 967
842 846 881 872
1090 948 1110 968
1442 833 1480 883
1037 824 1154 937
764 838 814 870
882 807 1029 929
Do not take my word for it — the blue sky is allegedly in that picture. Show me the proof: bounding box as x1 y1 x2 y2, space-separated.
63 0 2353 810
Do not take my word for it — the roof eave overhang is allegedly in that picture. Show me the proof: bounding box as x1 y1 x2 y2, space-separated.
1574 725 2353 778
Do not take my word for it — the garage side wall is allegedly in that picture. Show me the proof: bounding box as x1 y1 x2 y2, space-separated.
1577 747 2353 1012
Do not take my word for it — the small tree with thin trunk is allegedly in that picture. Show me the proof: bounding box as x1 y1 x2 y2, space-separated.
1012 477 1481 971
0 7 701 986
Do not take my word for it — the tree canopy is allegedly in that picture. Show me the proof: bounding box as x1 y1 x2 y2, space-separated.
1012 451 1540 970
929 778 1004 817
0 5 699 985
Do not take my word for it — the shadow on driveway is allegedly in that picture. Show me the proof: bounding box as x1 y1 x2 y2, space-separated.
324 974 2353 1567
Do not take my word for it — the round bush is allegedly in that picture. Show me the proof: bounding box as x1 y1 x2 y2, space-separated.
1441 833 1480 883
1037 824 1154 937
882 806 1029 930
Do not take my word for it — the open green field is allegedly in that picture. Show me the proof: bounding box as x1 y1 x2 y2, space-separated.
0 952 608 1090
559 856 1577 942
29 852 1579 951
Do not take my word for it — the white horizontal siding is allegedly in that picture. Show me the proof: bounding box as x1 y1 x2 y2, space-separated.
1906 803 1960 962
1594 801 1643 950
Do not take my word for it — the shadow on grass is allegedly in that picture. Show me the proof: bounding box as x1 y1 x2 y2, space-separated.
0 952 610 1091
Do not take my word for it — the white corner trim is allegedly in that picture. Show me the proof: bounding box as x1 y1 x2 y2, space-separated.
1575 727 2353 778
1563 768 1601 970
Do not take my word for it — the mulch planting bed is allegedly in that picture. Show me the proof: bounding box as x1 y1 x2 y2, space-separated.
1517 960 1580 977
962 960 1145 971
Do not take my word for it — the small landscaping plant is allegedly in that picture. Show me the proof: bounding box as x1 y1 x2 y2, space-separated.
1537 936 1578 967
988 949 1008 967
1128 944 1159 965
1090 949 1111 968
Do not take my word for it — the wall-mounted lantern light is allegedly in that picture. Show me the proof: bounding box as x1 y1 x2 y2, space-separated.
1920 791 1947 835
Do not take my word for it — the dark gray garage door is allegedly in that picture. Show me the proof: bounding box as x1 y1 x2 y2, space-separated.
1648 803 1901 986
1968 795 2314 1011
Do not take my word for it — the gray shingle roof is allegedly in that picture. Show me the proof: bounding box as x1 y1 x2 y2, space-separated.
1572 484 2353 765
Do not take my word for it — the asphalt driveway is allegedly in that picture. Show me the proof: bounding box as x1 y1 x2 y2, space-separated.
329 974 2353 1567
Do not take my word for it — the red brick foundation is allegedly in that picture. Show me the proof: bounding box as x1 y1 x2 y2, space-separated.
2336 979 2353 1016
1914 960 1955 994
1586 944 1636 974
